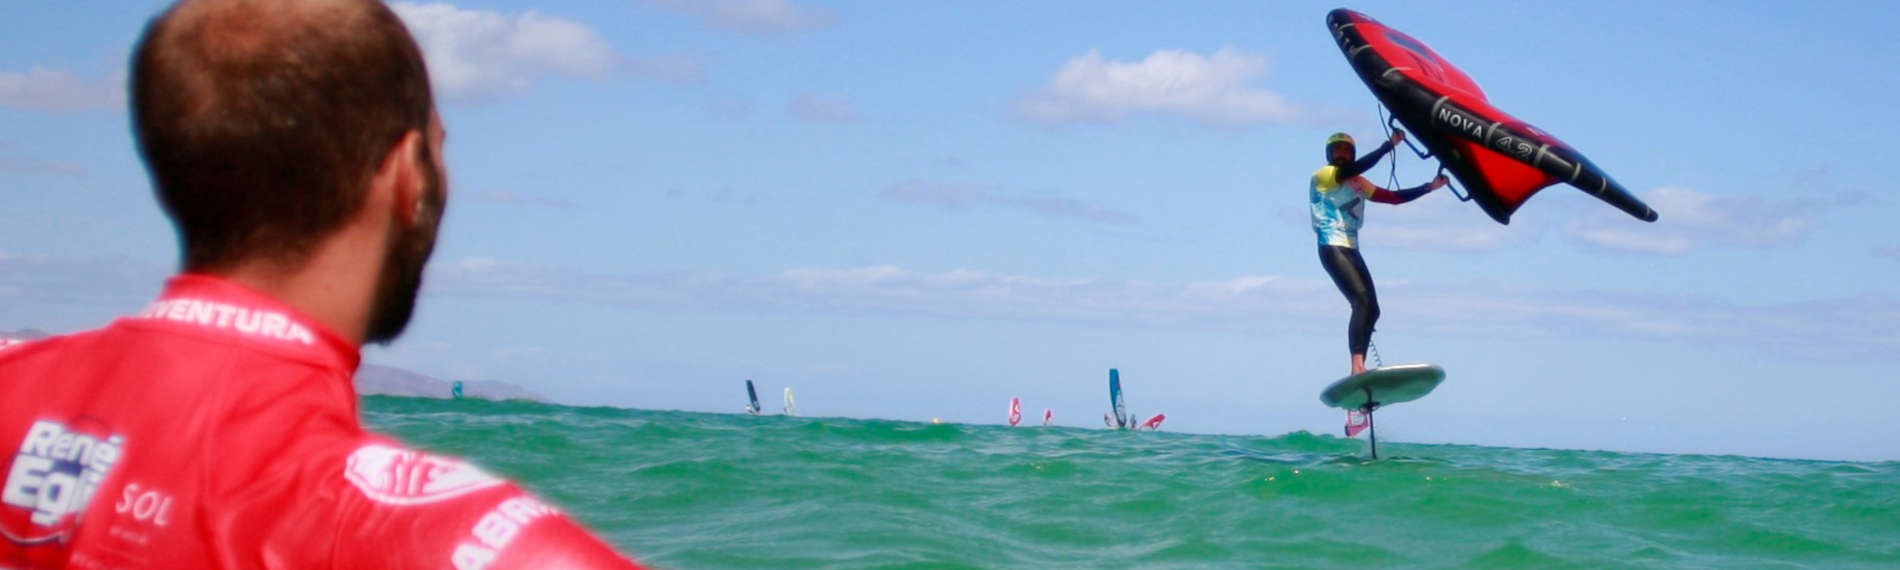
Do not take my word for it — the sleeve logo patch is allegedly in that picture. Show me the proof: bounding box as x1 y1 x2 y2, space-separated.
344 444 503 506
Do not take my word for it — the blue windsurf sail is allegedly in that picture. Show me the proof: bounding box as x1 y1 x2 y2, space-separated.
745 380 761 415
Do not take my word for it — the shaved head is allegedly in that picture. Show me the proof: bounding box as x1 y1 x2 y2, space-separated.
132 0 435 270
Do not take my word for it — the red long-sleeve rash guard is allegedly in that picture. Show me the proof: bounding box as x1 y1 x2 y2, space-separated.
0 275 643 569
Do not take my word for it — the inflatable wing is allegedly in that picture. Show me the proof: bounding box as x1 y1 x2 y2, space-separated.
1327 9 1658 225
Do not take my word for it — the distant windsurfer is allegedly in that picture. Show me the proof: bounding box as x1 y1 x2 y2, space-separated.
1309 130 1447 375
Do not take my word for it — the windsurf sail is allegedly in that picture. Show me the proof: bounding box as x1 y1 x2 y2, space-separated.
783 387 797 417
745 380 761 415
1042 408 1053 426
1008 397 1022 427
1138 413 1166 431
1108 368 1128 429
1344 409 1370 438
451 381 464 399
1327 9 1658 225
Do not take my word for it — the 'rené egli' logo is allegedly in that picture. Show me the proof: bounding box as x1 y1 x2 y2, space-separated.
2 418 125 546
344 443 503 506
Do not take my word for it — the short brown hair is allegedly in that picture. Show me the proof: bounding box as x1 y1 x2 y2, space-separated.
131 0 434 270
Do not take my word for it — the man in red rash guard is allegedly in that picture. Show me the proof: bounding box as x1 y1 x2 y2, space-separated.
0 1 644 568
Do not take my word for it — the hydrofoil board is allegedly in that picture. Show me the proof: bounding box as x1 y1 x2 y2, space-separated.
1320 363 1444 410
1319 363 1444 459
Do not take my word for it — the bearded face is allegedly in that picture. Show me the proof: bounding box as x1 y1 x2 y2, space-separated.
1327 142 1355 167
365 128 446 345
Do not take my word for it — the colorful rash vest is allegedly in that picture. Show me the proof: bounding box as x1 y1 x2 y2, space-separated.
1310 165 1371 248
0 275 643 570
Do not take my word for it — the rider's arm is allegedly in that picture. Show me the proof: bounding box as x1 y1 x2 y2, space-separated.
1333 140 1396 181
1368 180 1435 204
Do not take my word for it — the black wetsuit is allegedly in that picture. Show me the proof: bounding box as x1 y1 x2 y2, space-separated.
1309 140 1433 355
1319 244 1379 354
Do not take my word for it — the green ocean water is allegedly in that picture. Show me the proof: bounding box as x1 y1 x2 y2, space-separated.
363 396 1900 569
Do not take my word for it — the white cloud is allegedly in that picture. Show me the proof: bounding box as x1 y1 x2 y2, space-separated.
5 255 1893 361
468 189 578 209
1358 193 1526 252
646 0 831 36
883 181 1139 225
884 182 982 209
493 345 548 359
429 261 1319 327
0 151 83 177
1568 186 1812 254
391 3 620 98
0 256 168 332
0 67 123 112
425 261 1899 360
788 93 860 123
1014 48 1299 128
456 257 500 271
702 96 752 121
621 54 706 84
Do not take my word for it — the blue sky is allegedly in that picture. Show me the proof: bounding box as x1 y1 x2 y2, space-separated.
3 1 1898 461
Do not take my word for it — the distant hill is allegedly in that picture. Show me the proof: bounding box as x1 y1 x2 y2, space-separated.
3 326 538 402
355 364 545 401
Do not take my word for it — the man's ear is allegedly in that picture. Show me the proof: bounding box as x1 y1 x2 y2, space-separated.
372 129 427 226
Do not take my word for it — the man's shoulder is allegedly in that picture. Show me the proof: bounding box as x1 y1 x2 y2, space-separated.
0 326 102 356
0 334 37 353
318 435 644 568
0 326 152 394
1312 165 1341 189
